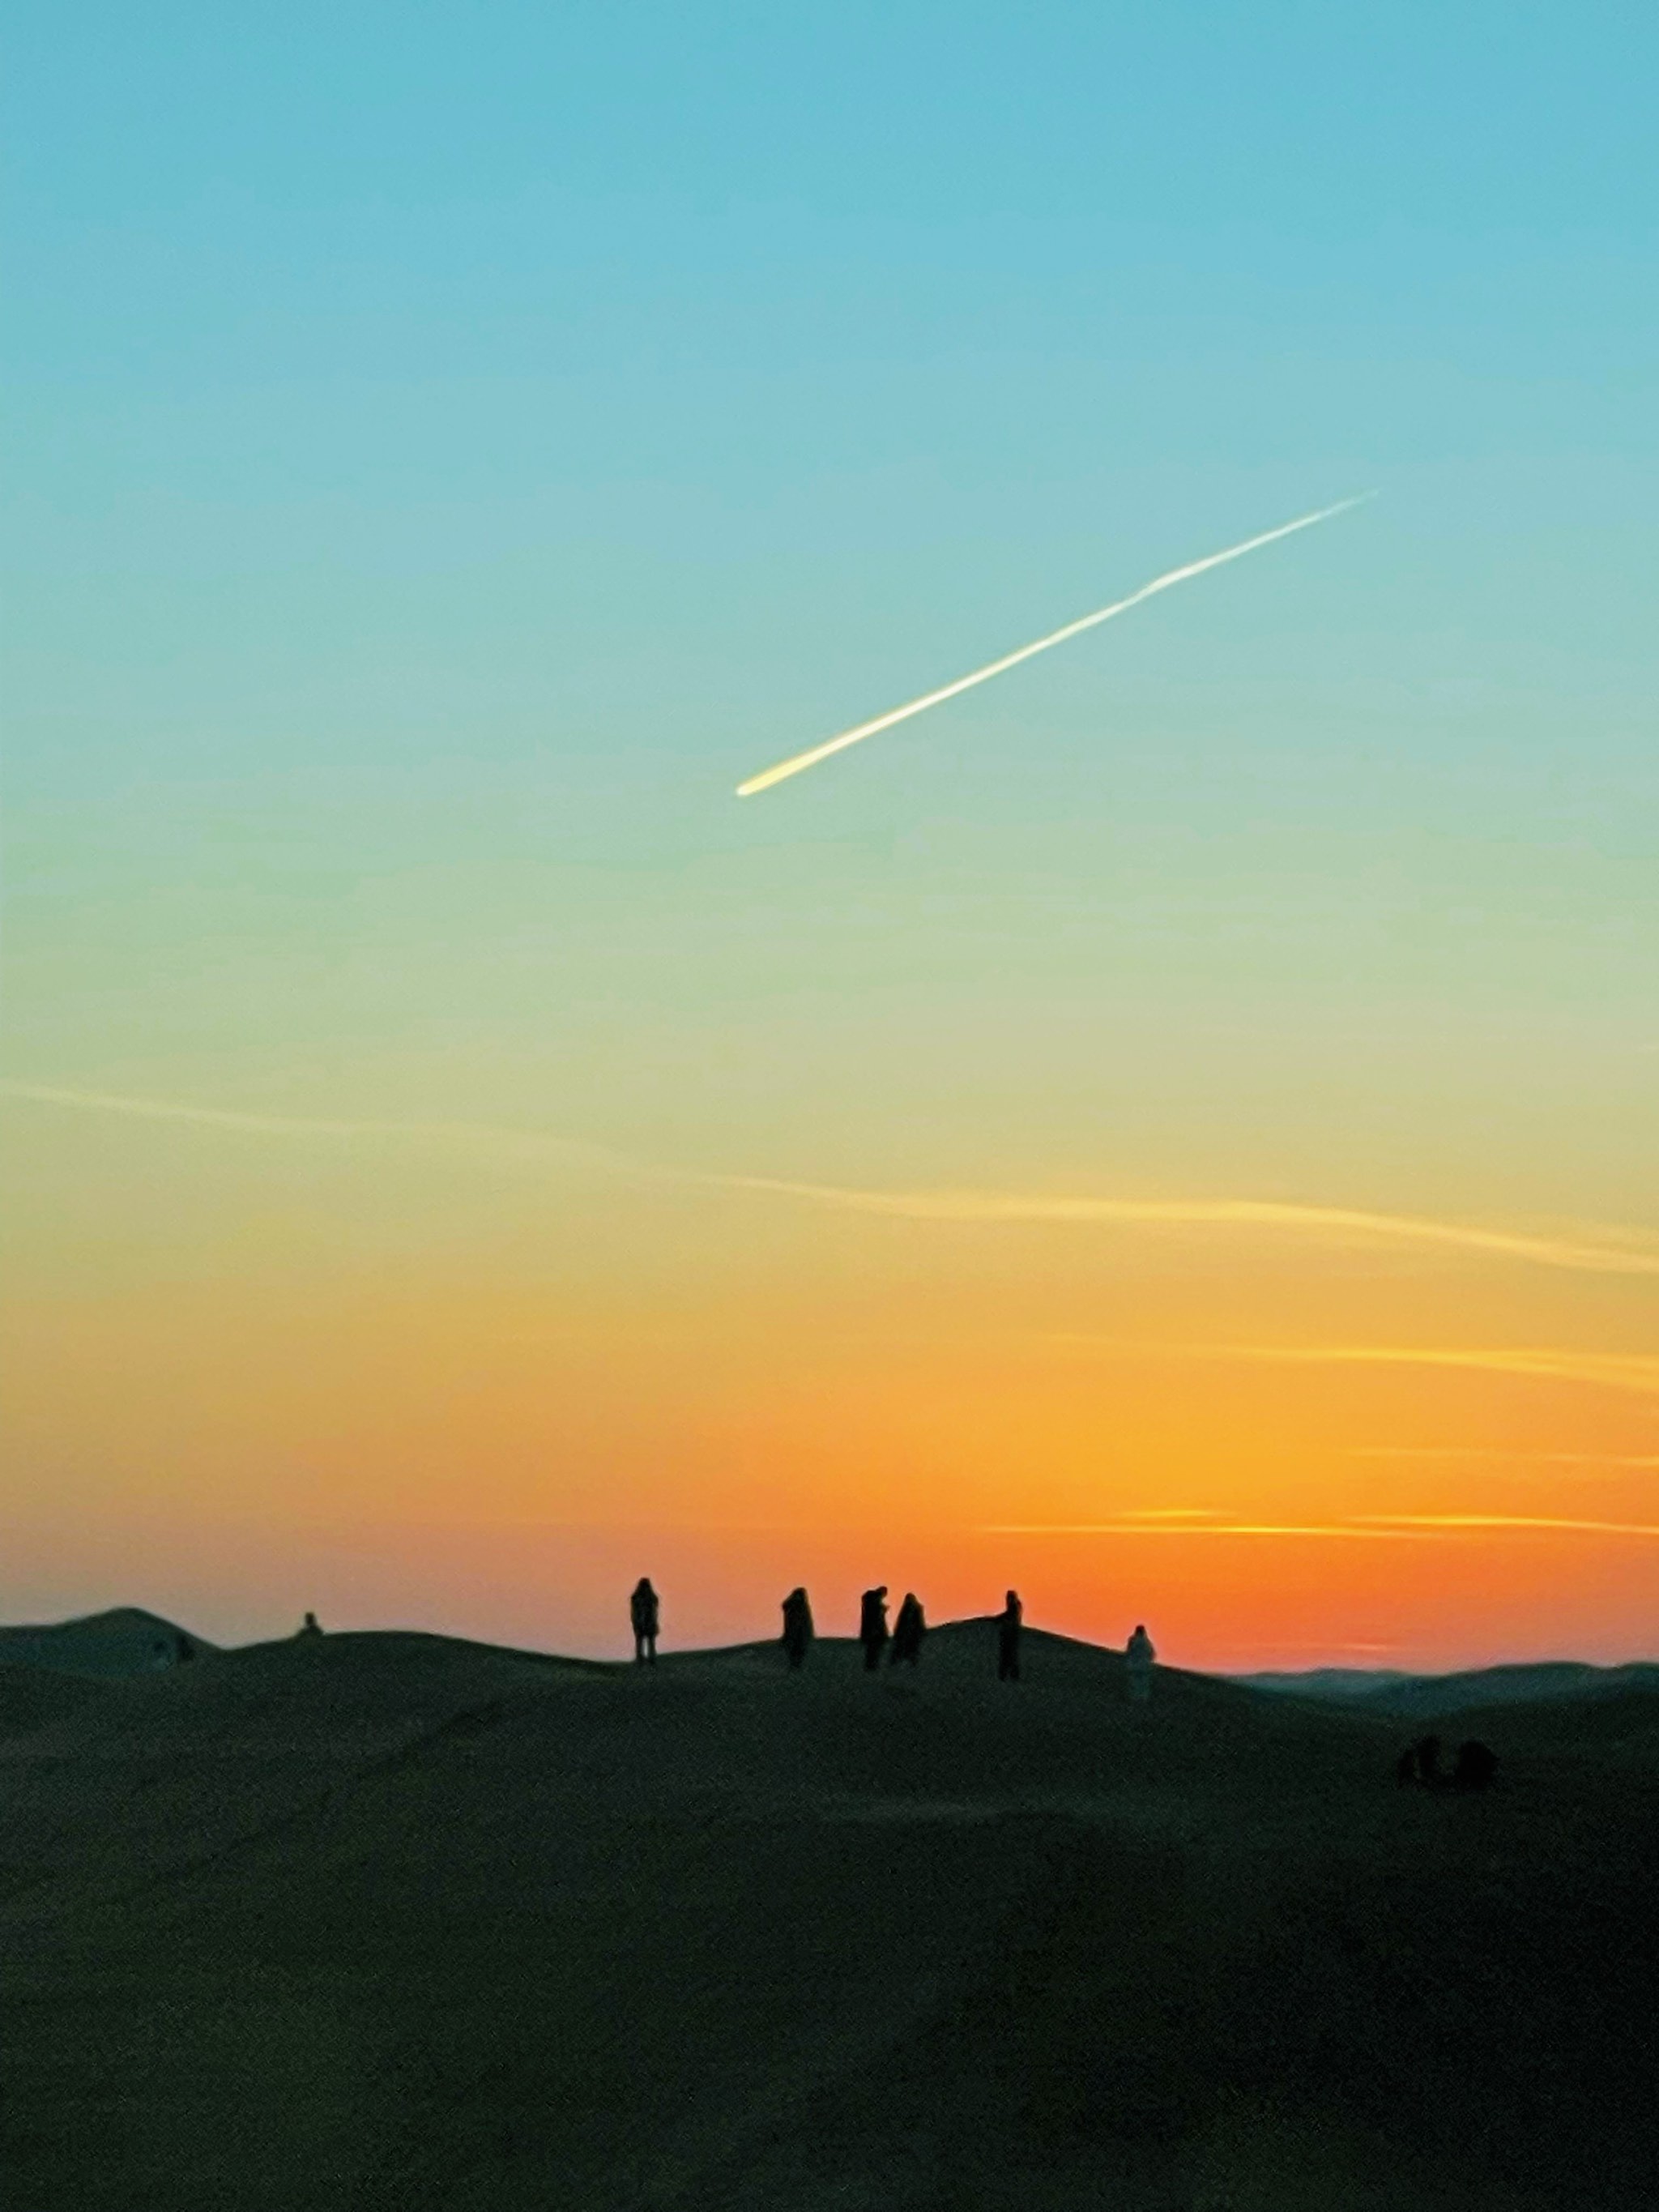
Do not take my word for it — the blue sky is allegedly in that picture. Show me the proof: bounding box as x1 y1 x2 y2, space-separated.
7 6 1656 1171
9 5 1654 785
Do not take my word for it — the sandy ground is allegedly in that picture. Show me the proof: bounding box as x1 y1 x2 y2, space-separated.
2 1621 1655 2209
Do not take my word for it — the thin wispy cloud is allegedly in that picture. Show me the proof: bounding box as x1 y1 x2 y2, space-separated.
1226 1641 1402 1655
6 1078 1659 1285
1053 1337 1659 1399
1350 1446 1659 1469
0 1080 632 1164
983 1520 1447 1540
735 496 1371 796
739 1178 1659 1279
983 1512 1659 1541
1353 1514 1659 1539
1213 1343 1659 1398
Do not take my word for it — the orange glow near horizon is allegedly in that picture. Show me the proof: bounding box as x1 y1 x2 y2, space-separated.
4 1101 1656 1672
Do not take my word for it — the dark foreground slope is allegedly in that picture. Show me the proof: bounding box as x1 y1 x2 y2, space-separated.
2 1624 1656 2212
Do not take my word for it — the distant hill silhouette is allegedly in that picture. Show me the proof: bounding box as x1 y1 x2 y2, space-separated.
0 1605 214 1678
1237 1658 1659 1717
1232 1666 1419 1701
3 1613 1659 2208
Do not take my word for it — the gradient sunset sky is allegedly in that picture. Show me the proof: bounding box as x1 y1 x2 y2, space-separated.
4 6 1657 1667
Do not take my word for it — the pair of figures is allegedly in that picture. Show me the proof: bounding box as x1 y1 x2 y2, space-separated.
1396 1734 1497 1791
858 1586 926 1669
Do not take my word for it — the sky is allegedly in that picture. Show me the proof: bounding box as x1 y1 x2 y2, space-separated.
3 3 1657 1668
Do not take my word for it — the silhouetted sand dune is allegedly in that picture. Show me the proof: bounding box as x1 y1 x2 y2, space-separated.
3 1621 1655 2210
0 1606 216 1678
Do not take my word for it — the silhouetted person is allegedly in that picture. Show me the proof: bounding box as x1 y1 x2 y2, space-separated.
1414 1733 1444 1787
1454 1738 1498 1791
630 1578 660 1666
298 1611 323 1638
997 1591 1023 1681
889 1593 926 1667
1125 1623 1156 1704
1395 1744 1418 1787
859 1586 889 1672
781 1586 814 1669
175 1633 194 1664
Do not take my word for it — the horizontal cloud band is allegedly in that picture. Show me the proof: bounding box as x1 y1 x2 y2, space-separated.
1050 1337 1659 1398
984 1514 1659 1541
5 1077 1659 1281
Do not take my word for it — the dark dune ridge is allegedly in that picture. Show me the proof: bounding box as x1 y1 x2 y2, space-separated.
2 1619 1656 2210
1237 1658 1659 1716
0 1605 217 1679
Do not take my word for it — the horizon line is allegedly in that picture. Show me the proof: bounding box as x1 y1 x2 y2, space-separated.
11 1606 1656 1677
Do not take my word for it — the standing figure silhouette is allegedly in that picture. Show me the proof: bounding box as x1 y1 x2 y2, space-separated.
859 1586 889 1672
630 1578 660 1666
1125 1622 1156 1704
997 1591 1023 1681
781 1586 814 1669
889 1593 926 1667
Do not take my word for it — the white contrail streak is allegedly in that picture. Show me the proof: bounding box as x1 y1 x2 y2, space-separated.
736 494 1371 796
